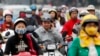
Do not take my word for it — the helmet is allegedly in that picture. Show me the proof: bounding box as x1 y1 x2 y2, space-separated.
3 10 12 17
79 10 89 17
14 18 27 28
61 5 67 9
49 9 57 13
56 7 62 12
69 7 78 15
41 14 52 22
25 8 32 14
42 8 49 12
38 7 42 11
81 14 98 27
87 5 95 10
30 5 37 11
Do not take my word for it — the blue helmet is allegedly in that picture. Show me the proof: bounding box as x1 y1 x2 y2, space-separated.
30 5 37 11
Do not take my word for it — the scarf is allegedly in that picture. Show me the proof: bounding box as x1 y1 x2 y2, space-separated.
79 30 100 47
79 30 100 56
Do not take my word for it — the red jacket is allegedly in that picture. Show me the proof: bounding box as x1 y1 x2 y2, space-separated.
61 18 80 36
2 22 14 31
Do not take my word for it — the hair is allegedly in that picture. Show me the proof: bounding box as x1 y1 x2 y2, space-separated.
49 11 58 21
4 14 13 18
69 10 78 16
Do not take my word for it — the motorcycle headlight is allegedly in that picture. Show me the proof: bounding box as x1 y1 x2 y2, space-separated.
47 44 56 50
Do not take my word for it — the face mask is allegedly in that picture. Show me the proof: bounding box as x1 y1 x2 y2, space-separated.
85 27 98 36
15 28 27 34
26 14 32 18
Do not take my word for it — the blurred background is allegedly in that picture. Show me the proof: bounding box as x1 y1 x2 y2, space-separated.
0 0 100 22
0 0 100 6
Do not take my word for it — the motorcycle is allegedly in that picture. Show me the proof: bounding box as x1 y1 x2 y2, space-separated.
13 52 37 56
39 40 67 56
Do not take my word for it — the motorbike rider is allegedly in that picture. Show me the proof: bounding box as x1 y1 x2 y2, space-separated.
2 10 14 31
79 10 89 20
18 11 26 19
25 9 38 33
35 14 64 54
72 10 89 36
30 4 42 25
68 14 100 56
4 18 40 56
87 5 95 15
61 7 80 43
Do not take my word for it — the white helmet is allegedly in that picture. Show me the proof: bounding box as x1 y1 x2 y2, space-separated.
49 9 57 13
25 8 32 13
14 18 26 25
79 10 89 15
61 5 66 8
3 10 12 17
87 5 95 10
42 8 49 12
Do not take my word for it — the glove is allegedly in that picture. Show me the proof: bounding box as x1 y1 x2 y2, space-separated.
62 31 67 37
72 29 78 34
65 35 73 42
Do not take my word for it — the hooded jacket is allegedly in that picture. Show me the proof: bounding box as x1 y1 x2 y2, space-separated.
4 18 40 55
4 32 40 55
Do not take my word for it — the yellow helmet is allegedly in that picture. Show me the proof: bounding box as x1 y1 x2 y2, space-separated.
81 14 98 27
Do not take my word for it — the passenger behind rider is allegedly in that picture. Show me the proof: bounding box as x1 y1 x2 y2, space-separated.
2 10 14 31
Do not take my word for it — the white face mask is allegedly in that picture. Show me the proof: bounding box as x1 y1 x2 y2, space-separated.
26 14 32 18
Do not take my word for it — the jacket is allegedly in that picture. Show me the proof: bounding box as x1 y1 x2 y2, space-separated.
25 17 38 28
4 32 40 55
32 15 42 25
35 26 64 45
2 21 14 31
61 18 80 36
68 37 100 56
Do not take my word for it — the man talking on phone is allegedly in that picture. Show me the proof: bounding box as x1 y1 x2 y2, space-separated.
35 14 64 55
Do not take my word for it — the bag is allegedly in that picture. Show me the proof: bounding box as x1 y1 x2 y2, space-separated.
26 33 37 56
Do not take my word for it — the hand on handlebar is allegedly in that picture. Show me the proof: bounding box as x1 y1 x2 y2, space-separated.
58 44 63 48
65 35 73 42
39 45 45 49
